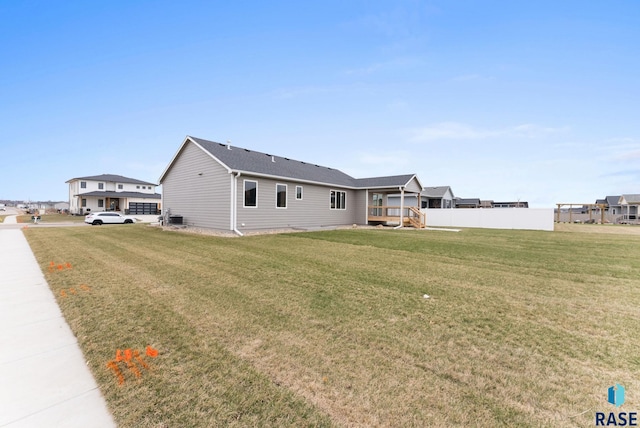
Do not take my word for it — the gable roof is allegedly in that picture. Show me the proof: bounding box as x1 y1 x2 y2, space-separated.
66 174 157 186
620 194 640 204
422 186 453 198
605 195 622 206
160 136 422 190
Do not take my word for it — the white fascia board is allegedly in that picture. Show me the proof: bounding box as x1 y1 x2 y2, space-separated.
228 169 358 189
402 174 423 190
158 136 232 183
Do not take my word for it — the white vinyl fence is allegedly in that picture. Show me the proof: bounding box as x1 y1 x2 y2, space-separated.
423 208 554 231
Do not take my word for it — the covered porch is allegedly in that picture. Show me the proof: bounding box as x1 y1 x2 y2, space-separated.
367 204 426 228
365 185 425 228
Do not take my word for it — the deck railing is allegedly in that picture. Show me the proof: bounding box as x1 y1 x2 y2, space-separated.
367 206 425 228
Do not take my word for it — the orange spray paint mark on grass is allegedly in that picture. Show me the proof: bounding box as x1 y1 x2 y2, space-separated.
59 289 67 298
107 346 157 385
127 360 142 378
106 361 125 385
133 350 149 369
146 345 159 358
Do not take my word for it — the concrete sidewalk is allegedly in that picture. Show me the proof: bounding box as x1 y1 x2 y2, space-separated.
0 225 115 427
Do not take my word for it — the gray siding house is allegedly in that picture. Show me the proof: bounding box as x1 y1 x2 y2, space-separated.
159 136 424 234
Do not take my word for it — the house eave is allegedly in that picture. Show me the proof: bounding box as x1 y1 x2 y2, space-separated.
228 169 358 189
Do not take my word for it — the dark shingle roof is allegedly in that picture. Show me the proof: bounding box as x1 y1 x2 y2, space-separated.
353 174 418 188
605 195 621 206
422 186 452 198
66 174 157 186
456 198 481 205
621 194 640 204
189 136 417 189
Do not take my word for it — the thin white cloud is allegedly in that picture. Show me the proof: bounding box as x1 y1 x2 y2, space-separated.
358 151 411 167
408 122 569 142
613 150 640 161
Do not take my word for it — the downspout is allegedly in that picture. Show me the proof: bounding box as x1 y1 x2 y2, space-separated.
394 186 404 229
365 189 369 225
232 172 244 236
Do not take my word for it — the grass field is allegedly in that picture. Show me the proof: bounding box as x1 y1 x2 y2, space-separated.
24 225 640 427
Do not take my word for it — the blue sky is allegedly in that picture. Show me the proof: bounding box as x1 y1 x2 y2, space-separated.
1 1 638 207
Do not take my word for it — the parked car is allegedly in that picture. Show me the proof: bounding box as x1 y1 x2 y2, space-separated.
85 212 136 225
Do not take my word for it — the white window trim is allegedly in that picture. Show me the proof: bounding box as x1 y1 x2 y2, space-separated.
276 183 287 209
296 185 303 200
243 179 258 208
330 189 347 210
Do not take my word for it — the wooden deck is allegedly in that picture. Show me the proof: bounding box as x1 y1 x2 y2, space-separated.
367 206 426 228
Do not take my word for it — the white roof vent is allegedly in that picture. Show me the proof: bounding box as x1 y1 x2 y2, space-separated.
226 140 232 150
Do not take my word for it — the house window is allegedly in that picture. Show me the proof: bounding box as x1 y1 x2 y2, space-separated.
98 183 104 189
98 199 104 208
118 184 123 189
296 186 303 200
276 184 287 208
80 181 86 189
244 180 257 207
136 185 140 189
81 198 87 207
330 190 346 210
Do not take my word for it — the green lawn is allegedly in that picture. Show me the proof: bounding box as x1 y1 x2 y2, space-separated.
24 225 640 427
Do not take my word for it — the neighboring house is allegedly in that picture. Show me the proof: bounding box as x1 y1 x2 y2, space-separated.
387 185 455 213
455 198 481 208
492 201 529 208
54 202 70 211
159 136 425 234
618 194 640 221
605 195 623 215
66 174 161 215
422 186 455 209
